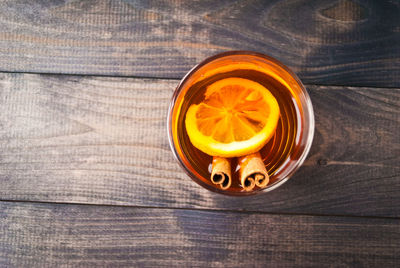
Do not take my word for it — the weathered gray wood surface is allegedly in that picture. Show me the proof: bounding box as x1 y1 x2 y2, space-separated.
1 201 399 267
0 0 399 87
1 0 400 266
1 73 398 217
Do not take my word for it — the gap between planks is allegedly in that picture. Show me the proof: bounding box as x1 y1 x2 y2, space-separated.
1 70 400 90
1 199 399 221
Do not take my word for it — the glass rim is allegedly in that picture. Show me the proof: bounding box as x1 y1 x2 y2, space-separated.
167 50 315 196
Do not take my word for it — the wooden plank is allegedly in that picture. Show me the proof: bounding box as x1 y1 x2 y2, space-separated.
0 201 399 267
0 73 399 217
0 0 399 87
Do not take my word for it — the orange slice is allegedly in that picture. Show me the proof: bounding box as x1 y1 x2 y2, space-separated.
185 77 280 157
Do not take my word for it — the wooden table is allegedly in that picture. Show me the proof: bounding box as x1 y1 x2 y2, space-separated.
0 1 399 267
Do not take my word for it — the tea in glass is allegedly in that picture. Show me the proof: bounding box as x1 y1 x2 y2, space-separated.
167 51 314 195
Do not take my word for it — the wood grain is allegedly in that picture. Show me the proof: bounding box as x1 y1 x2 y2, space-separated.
0 0 399 87
0 73 399 217
0 201 399 267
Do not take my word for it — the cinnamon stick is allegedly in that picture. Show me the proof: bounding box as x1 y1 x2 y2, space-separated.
211 156 232 190
238 152 269 191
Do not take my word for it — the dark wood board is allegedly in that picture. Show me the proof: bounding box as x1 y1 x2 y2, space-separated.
0 0 399 87
0 201 399 267
0 73 399 217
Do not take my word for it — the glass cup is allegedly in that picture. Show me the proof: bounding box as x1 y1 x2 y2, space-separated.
167 51 314 195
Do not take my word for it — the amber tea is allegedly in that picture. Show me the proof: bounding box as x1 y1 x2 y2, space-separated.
168 51 314 195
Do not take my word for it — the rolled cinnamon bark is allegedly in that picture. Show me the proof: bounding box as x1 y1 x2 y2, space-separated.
211 156 232 190
238 152 269 191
